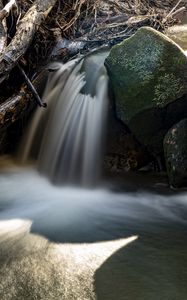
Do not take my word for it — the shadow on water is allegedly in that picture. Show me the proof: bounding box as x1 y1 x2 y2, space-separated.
0 163 187 299
94 232 187 300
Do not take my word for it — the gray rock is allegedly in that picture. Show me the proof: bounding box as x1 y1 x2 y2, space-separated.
164 119 187 188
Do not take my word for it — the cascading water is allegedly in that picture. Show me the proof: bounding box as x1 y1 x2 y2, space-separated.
21 50 109 186
0 49 187 300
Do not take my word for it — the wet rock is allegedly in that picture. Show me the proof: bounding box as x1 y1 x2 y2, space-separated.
104 106 151 174
164 119 187 188
105 27 187 154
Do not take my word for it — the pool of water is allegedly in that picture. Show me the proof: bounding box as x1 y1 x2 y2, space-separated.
0 160 187 299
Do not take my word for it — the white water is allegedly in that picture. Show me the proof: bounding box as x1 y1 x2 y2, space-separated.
21 51 109 186
0 163 186 243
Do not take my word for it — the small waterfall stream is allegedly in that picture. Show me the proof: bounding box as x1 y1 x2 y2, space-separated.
0 50 187 300
21 50 109 186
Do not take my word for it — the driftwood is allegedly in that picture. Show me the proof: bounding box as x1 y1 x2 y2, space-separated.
0 88 31 129
0 0 7 55
0 0 57 84
0 0 18 21
18 64 47 107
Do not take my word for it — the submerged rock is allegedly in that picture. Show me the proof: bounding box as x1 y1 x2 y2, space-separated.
105 27 187 154
164 119 187 188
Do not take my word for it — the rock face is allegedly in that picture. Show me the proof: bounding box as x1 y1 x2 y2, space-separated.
164 119 187 188
105 27 187 153
104 113 151 174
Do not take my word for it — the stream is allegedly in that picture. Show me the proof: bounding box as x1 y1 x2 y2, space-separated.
0 160 187 300
0 42 187 299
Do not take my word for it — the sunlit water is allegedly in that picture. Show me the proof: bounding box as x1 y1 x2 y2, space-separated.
0 160 187 299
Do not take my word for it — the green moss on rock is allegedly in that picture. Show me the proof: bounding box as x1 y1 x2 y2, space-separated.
105 26 187 152
105 27 187 122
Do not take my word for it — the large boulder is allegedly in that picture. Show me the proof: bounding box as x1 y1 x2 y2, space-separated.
105 27 187 154
164 119 187 188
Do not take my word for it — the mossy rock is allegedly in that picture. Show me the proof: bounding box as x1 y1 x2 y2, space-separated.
105 27 187 152
164 119 187 188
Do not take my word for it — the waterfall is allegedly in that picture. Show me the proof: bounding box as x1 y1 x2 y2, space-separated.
21 50 109 186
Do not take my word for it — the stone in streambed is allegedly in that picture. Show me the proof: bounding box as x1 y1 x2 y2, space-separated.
105 27 187 153
164 119 187 188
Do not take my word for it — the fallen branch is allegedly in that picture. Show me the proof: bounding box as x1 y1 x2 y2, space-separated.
18 64 47 108
0 88 31 129
170 6 186 19
81 14 129 30
0 67 48 129
0 0 57 84
0 0 18 21
0 0 7 55
163 0 184 23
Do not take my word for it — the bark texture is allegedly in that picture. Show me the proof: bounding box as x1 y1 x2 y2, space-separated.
0 0 57 84
0 88 32 129
0 0 7 55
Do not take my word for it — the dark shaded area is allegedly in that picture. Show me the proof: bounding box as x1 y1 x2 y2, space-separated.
128 94 187 155
94 229 187 300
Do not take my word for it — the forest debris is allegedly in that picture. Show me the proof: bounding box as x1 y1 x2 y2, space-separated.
0 66 49 129
0 88 31 129
18 64 47 107
170 6 186 19
0 1 7 55
0 0 18 21
163 0 185 23
62 0 87 32
0 0 57 85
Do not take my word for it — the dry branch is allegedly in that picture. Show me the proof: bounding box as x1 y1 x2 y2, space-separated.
0 0 7 55
0 0 18 21
18 64 47 107
0 88 31 129
0 0 57 84
0 67 48 129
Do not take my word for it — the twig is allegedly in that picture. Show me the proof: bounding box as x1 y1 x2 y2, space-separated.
18 64 47 108
0 68 49 129
163 0 183 22
62 0 86 31
170 6 186 18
